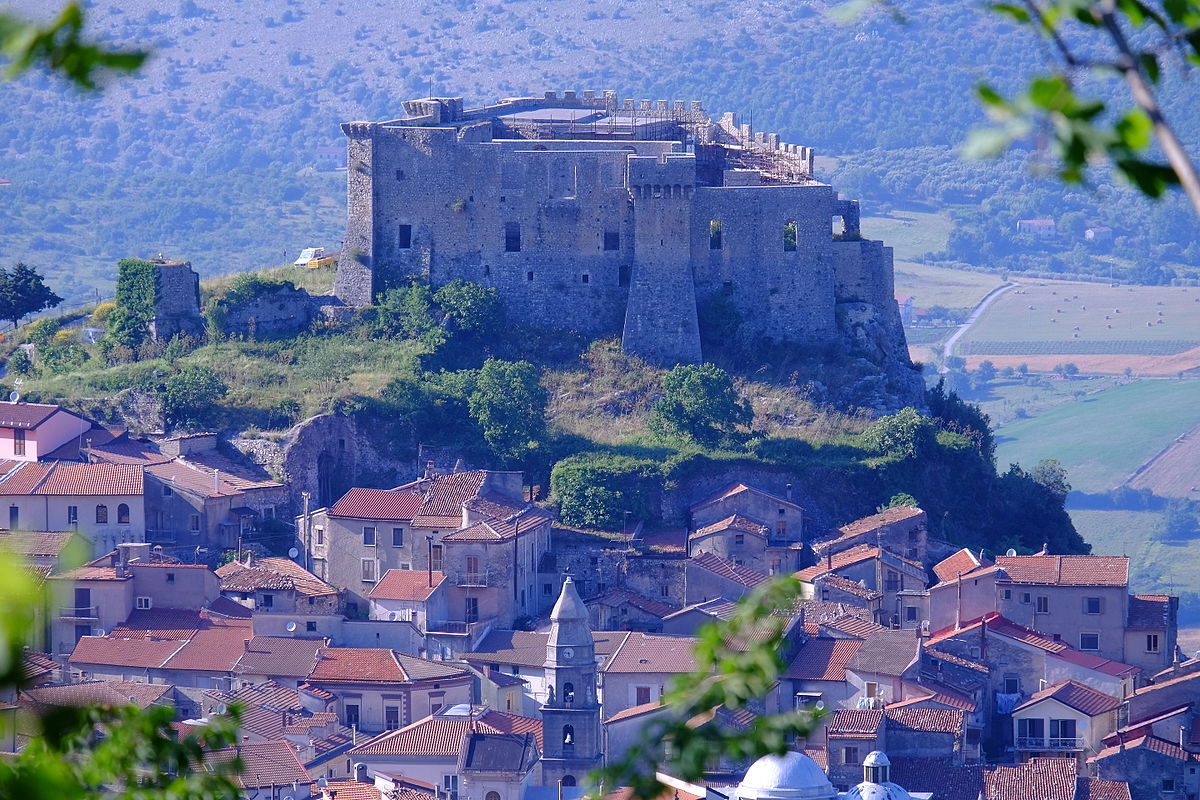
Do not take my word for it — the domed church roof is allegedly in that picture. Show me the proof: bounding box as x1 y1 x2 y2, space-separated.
732 751 837 800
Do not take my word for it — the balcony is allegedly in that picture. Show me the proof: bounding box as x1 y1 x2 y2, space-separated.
426 615 496 636
1015 737 1083 751
458 573 488 587
59 606 99 620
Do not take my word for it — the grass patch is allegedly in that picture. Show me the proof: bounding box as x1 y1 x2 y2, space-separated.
860 209 954 262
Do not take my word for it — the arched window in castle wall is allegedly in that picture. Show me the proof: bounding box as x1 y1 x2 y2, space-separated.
783 220 798 252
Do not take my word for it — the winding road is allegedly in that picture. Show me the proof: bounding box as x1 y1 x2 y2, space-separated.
939 281 1019 371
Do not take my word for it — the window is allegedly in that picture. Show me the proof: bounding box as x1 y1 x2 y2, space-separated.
1036 595 1049 613
636 686 652 705
306 621 317 632
7 506 16 530
13 429 25 456
95 504 108 524
504 222 521 252
117 503 130 524
709 219 722 250
544 583 552 595
162 484 173 497
1049 718 1077 744
905 606 918 621
526 270 534 282
783 220 798 251
1021 592 1031 604
1084 596 1102 614
734 533 745 546
660 584 669 597
776 520 787 537
398 224 412 249
1017 717 1045 742
166 572 175 584
561 777 576 788
363 526 376 546
619 264 631 287
581 273 589 284
431 545 443 572
465 597 479 624
1003 674 1020 694
441 775 457 797
136 596 152 610
865 682 878 699
486 792 501 800
1003 589 1012 600
603 230 620 251
1163 779 1176 793
1147 633 1160 653
315 526 325 545
67 505 78 526
259 593 274 609
361 559 377 582
842 746 860 766
392 527 405 547
1079 632 1100 651
385 706 400 730
190 514 200 532
345 704 360 728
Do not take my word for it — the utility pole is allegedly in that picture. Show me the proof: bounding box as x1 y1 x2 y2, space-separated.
427 535 434 587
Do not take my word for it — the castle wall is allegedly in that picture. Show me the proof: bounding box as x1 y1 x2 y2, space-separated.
149 262 203 341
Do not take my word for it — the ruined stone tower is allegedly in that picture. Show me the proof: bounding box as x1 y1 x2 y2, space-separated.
335 91 911 379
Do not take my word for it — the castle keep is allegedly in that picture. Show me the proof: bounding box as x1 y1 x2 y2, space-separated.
337 91 905 366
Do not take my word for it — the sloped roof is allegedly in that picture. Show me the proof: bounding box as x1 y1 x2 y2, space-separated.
885 707 965 735
34 463 143 495
462 629 629 668
827 708 883 737
207 740 311 788
605 700 666 723
664 598 740 622
1091 734 1197 763
409 471 488 525
604 632 697 674
982 758 1076 800
69 608 252 672
1014 680 1121 717
691 482 801 512
330 487 422 520
217 556 336 598
1127 594 1173 629
846 629 921 676
691 514 769 540
459 731 539 774
350 709 542 757
815 573 882 601
995 554 1129 586
0 529 74 558
235 637 324 677
785 637 863 681
821 613 887 639
0 401 70 429
933 548 992 583
309 648 468 685
796 543 922 582
892 679 977 712
369 569 446 601
1075 779 1132 800
689 551 768 588
145 459 279 499
830 505 924 541
21 680 172 709
586 586 678 619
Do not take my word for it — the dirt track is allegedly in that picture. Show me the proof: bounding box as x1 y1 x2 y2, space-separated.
1127 423 1200 498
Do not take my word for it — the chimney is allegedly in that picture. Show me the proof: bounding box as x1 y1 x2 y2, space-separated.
214 469 220 494
786 483 793 502
425 460 435 479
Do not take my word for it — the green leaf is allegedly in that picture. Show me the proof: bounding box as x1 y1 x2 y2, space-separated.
964 127 1016 159
1115 158 1181 197
1029 76 1070 109
977 83 1011 108
1140 52 1160 83
1115 109 1154 150
989 3 1032 22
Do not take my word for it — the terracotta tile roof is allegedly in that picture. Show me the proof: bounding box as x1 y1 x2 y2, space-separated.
411 471 488 521
309 648 468 685
299 683 335 701
1130 667 1200 698
70 608 251 672
462 629 629 668
664 598 739 622
889 759 982 800
604 700 665 723
32 463 143 495
0 529 73 558
350 709 542 757
1111 703 1192 737
689 551 768 588
207 740 311 788
802 747 828 771
982 758 1078 800
1091 734 1197 763
604 632 697 674
0 462 52 494
21 680 172 709
828 505 925 541
933 548 992 583
22 651 57 682
145 459 279 499
815 573 881 601
827 708 883 737
235 637 323 677
691 482 801 512
217 556 335 598
995 554 1129 586
797 543 920 581
691 514 768 540
846 628 921 676
318 780 390 800
464 492 527 520
442 504 552 541
925 647 989 673
886 707 965 735
892 680 977 712
1076 778 1132 800
821 614 887 639
369 569 446 601
330 487 422 520
79 434 172 466
1014 680 1120 717
0 401 68 429
70 636 187 669
1127 594 1173 629
786 637 863 681
160 616 253 672
586 587 678 619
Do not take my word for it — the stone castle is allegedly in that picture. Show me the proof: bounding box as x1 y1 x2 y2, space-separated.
335 91 912 375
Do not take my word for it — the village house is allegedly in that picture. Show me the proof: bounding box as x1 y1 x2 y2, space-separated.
1089 736 1198 800
824 707 967 790
1009 679 1120 765
811 505 928 565
796 544 927 627
683 551 769 604
216 555 342 636
367 569 449 631
842 628 923 709
582 586 678 632
0 400 93 462
687 483 806 574
207 739 315 800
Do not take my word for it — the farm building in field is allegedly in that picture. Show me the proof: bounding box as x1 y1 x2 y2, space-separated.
1017 219 1057 238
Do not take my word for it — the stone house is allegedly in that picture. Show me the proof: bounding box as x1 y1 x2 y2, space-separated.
810 573 883 618
1124 594 1179 677
216 555 341 630
583 587 677 632
783 636 864 719
811 506 928 565
367 569 449 631
660 598 738 635
683 551 769 604
347 705 542 796
1090 736 1200 800
689 483 805 550
842 628 923 709
305 648 473 734
796 544 926 627
1010 679 1120 764
824 707 966 790
0 401 92 462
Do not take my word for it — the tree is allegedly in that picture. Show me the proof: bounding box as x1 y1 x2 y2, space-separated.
1031 458 1072 499
0 263 63 329
975 360 997 383
7 347 33 376
862 406 939 459
648 363 753 447
0 3 146 88
159 366 228 429
432 279 504 340
467 359 548 465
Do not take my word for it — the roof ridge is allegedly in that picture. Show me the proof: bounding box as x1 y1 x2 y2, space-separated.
28 461 56 494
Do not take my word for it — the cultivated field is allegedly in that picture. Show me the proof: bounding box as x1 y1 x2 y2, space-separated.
1126 423 1200 499
957 282 1200 374
994 379 1200 494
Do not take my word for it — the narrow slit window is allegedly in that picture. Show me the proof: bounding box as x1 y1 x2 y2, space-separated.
398 224 412 249
526 271 534 282
581 273 589 284
783 220 798 251
709 220 723 250
505 222 521 252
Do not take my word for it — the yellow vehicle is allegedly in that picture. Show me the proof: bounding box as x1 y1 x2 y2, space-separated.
294 247 337 269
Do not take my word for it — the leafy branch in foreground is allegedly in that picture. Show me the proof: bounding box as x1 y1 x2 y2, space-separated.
967 0 1200 215
589 575 822 800
0 2 146 88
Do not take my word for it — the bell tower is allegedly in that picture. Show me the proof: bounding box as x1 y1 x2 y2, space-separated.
540 577 602 788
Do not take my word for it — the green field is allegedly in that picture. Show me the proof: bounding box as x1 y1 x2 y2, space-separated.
994 379 1200 493
960 375 1122 427
962 282 1200 345
861 209 955 262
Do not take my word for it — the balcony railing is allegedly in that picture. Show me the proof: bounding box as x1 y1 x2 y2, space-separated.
426 615 496 636
1016 736 1082 750
59 606 99 620
458 573 488 587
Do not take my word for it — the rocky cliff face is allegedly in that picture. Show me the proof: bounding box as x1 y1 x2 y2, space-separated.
834 300 926 413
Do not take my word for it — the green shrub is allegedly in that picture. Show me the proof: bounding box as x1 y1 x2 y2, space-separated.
24 317 60 345
550 452 659 529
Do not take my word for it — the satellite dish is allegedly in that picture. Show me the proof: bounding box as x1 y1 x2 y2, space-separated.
288 547 300 559
7 391 18 403
1005 548 1018 557
285 621 297 633
388 611 397 621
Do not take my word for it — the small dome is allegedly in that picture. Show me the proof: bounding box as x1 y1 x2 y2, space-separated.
863 752 890 768
843 782 912 800
733 751 836 800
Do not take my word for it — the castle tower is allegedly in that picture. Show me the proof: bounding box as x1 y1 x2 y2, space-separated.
539 577 603 788
621 153 702 365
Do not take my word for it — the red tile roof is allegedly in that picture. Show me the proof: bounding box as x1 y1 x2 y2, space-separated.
691 514 768 540
827 708 884 737
1014 680 1120 717
309 648 468 685
0 401 69 429
885 707 965 735
235 637 324 678
207 740 312 788
816 573 882 601
892 680 977 712
330 487 422 520
933 548 992 583
586 587 678 619
1091 734 1197 763
604 700 665 723
1076 778 1132 800
796 543 921 582
70 636 188 669
5 462 145 496
995 554 1129 586
830 505 924 541
689 551 768 588
411 471 488 522
982 758 1077 800
21 680 173 709
785 637 863 681
350 709 542 756
145 459 279 498
69 608 252 672
0 529 73 558
368 569 446 601
0 462 52 494
216 556 335 597
821 613 887 639
604 632 697 674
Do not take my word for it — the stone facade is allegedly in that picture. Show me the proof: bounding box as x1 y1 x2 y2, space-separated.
335 92 912 375
147 259 203 342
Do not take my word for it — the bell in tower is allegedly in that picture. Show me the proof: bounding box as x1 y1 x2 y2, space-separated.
540 577 603 788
